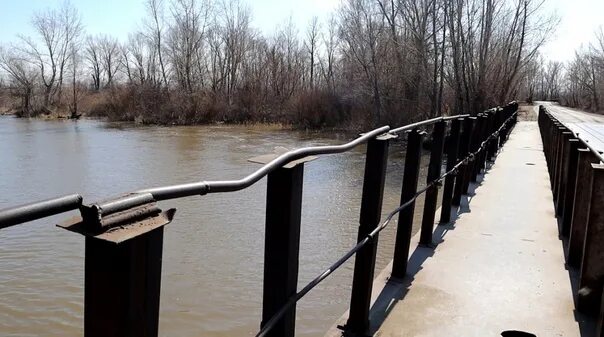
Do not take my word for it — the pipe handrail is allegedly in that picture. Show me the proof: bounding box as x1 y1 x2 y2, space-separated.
389 114 470 134
0 112 496 229
0 194 83 230
0 125 389 228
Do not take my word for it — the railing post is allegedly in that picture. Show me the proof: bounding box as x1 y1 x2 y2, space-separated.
56 196 175 337
561 138 580 237
261 164 304 337
419 121 446 246
452 117 475 206
478 114 492 172
568 149 599 268
471 115 487 182
552 127 567 200
440 118 462 224
54 200 176 337
84 231 165 337
487 111 499 161
555 132 573 218
578 164 604 314
498 111 507 145
461 117 478 195
392 129 424 279
347 135 391 335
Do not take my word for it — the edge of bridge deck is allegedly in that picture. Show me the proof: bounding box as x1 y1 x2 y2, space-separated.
325 118 594 337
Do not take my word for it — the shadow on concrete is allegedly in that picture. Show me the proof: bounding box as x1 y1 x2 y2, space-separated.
359 161 495 336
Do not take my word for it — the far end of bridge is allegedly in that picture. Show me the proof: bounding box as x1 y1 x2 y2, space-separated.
326 103 602 337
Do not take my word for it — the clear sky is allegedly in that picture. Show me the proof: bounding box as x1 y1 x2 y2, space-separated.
0 0 601 62
0 0 341 43
540 0 604 62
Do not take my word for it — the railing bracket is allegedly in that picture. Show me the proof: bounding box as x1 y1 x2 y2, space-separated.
57 196 176 244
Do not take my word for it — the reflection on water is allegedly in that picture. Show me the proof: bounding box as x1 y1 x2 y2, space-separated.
0 116 431 337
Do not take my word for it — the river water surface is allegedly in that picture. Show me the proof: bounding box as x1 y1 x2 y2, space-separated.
0 116 431 337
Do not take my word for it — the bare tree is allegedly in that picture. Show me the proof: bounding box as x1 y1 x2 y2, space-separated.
167 0 210 93
339 0 386 126
99 35 121 87
20 8 61 107
84 36 102 90
0 47 38 116
145 0 169 87
56 1 83 103
305 16 319 89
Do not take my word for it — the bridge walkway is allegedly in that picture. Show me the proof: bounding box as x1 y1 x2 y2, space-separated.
327 120 592 337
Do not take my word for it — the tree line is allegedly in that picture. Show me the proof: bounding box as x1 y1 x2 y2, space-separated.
0 0 554 128
522 28 604 113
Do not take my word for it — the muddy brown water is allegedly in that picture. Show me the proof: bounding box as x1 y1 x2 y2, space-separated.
0 116 433 337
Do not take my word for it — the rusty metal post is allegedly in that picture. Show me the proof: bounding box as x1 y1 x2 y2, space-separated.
561 138 580 237
487 112 498 161
568 149 599 268
440 118 462 224
463 116 484 186
56 195 175 337
552 127 567 199
546 120 557 175
544 117 554 170
469 116 483 182
347 136 391 335
498 113 508 145
578 164 604 314
419 121 446 246
261 164 304 337
550 123 562 182
461 117 478 195
555 132 573 217
479 114 493 170
84 229 164 337
392 129 424 279
452 118 474 206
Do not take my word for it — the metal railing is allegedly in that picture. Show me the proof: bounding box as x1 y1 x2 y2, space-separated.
538 106 604 329
0 102 519 337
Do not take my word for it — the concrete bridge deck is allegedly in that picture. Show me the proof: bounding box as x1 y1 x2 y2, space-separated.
542 101 604 153
327 115 593 336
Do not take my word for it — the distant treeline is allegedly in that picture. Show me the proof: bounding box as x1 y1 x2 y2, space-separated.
527 29 604 113
0 0 555 128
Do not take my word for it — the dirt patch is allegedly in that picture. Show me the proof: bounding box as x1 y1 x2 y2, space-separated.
517 103 537 121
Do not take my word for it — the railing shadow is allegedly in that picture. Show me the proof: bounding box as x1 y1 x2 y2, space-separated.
361 168 494 336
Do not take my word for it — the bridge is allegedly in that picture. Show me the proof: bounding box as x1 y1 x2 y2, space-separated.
0 102 602 337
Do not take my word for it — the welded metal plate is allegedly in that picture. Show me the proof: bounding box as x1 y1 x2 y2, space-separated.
57 208 176 244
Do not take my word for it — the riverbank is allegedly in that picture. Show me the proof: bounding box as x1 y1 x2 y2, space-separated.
1 86 371 130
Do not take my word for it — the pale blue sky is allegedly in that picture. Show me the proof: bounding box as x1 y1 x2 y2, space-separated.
0 0 602 62
0 0 340 43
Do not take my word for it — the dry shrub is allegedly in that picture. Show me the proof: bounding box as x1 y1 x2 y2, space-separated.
289 89 349 129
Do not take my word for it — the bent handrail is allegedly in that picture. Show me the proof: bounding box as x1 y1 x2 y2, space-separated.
136 125 391 200
0 126 390 228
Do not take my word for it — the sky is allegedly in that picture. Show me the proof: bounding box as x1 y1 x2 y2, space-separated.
0 0 341 44
540 0 604 62
0 0 602 63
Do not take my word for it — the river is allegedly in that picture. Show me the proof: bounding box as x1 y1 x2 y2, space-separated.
0 116 432 337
